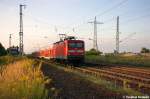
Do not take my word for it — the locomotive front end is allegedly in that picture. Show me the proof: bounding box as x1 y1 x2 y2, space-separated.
67 40 85 63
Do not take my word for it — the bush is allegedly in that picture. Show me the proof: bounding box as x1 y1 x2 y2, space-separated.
86 48 102 55
140 47 150 53
0 43 7 56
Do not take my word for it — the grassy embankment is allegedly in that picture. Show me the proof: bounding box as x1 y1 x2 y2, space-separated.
85 55 150 67
0 56 53 99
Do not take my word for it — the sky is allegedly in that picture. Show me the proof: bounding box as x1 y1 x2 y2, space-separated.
0 0 150 53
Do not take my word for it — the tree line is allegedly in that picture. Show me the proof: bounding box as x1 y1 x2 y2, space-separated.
140 47 150 53
86 47 150 56
0 43 7 56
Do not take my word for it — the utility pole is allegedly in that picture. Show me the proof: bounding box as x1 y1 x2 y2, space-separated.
88 16 103 51
116 16 119 54
9 34 12 48
19 4 26 56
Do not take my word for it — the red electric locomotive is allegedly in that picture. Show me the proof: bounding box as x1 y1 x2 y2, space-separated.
52 36 85 63
37 36 85 63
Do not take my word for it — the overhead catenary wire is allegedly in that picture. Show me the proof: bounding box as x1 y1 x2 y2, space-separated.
24 0 137 36
119 32 136 43
76 7 150 34
72 0 150 35
95 0 128 17
121 13 150 24
21 0 150 35
100 11 150 32
71 0 128 30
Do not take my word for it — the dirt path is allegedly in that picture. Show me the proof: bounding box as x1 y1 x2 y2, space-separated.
41 63 122 99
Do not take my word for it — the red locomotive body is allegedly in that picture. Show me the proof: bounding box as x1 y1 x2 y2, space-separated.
44 49 50 59
53 39 84 62
66 40 84 62
37 36 85 63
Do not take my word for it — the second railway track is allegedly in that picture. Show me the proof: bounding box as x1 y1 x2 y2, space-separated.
73 66 150 95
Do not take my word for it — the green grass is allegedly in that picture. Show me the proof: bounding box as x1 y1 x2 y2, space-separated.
0 55 27 75
0 58 53 99
0 55 23 65
85 55 150 67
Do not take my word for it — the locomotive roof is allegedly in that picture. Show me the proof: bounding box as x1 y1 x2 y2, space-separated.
53 39 84 45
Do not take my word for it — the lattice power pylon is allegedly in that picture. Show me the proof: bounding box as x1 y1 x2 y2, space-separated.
88 16 103 51
19 4 26 55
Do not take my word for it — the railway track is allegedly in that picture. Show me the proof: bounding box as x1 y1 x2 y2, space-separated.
72 66 150 95
85 67 150 84
101 67 150 79
36 59 150 95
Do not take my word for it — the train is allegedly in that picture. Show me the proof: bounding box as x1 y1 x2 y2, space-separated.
33 36 85 63
7 46 19 55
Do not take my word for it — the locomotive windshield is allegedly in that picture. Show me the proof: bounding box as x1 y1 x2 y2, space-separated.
68 42 83 48
76 43 83 48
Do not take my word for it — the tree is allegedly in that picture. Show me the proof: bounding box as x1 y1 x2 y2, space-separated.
86 48 102 55
140 47 150 53
0 43 7 56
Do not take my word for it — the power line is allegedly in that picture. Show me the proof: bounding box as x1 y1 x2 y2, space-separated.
121 13 150 24
23 0 128 36
96 0 128 17
72 0 128 32
101 12 150 32
92 6 150 32
119 32 136 43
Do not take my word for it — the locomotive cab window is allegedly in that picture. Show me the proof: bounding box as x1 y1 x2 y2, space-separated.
76 43 83 48
68 43 76 48
68 42 83 48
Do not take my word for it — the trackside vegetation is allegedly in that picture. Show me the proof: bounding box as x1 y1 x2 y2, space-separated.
85 48 150 67
0 57 52 99
85 54 150 67
0 55 23 65
0 43 7 56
